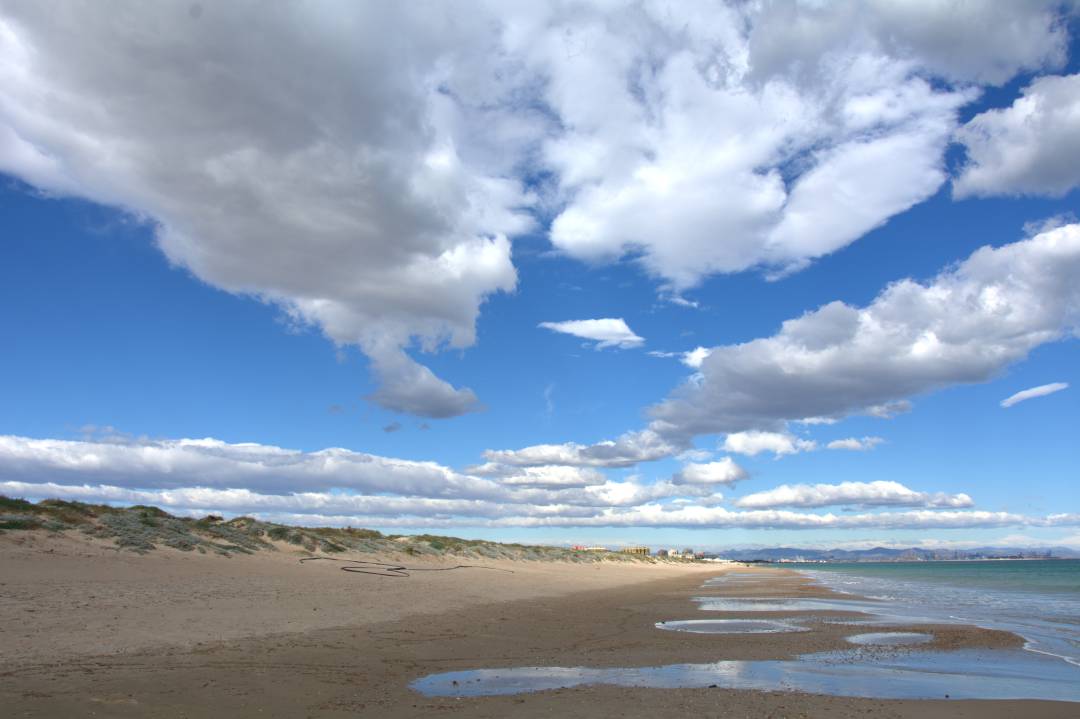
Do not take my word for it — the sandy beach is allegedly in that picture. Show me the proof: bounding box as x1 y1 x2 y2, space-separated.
1 532 1075 718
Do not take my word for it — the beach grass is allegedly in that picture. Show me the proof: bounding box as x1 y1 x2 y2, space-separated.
0 494 665 563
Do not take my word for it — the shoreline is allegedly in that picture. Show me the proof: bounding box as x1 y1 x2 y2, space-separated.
1 534 1076 717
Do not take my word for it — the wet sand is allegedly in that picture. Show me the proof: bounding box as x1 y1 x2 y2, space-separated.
0 533 1075 717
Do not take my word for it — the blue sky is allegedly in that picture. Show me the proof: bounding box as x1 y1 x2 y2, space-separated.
1 2 1079 551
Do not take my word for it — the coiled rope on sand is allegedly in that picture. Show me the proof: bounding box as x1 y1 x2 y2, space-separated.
299 556 514 578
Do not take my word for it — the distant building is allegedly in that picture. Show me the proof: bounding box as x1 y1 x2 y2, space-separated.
620 546 649 555
655 549 668 557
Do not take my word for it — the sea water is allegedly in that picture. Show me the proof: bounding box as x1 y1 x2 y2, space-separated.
411 649 1080 700
411 561 1080 700
656 619 808 634
792 560 1080 666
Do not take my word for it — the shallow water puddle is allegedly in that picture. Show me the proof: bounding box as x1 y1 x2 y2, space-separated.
846 632 932 646
701 574 781 585
694 597 868 612
693 596 939 628
656 619 808 634
411 649 1080 701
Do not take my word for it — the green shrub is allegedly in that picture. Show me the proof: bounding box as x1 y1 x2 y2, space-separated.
129 505 170 518
267 526 290 541
39 498 101 517
0 517 40 530
165 537 196 551
0 496 40 513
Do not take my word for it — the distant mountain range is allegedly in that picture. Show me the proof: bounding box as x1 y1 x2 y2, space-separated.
711 546 1080 561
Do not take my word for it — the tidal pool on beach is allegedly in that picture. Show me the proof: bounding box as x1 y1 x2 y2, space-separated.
846 632 933 646
694 596 876 612
655 619 808 634
702 573 779 584
691 596 941 630
411 649 1080 701
412 566 1080 703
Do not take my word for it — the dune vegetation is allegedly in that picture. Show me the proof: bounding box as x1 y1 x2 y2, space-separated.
0 495 662 563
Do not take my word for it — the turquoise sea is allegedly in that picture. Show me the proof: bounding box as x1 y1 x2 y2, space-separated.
790 559 1080 666
792 559 1080 594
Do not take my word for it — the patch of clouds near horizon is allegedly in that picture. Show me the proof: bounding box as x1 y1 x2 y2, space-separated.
10 435 1069 532
0 434 500 497
734 481 974 510
3 478 1069 531
0 434 709 512
734 535 1080 552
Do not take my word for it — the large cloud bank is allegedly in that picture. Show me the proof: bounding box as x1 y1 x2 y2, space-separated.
2 434 1077 532
0 1 1074 414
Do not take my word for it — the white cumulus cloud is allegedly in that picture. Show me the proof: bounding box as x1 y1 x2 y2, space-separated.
954 73 1080 198
722 431 816 457
682 347 712 369
673 458 748 486
468 463 607 488
650 223 1080 440
0 3 530 418
483 429 679 469
538 318 644 350
539 1 1071 286
647 347 711 367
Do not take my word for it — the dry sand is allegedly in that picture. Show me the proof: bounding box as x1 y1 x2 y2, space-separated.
0 531 1075 717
